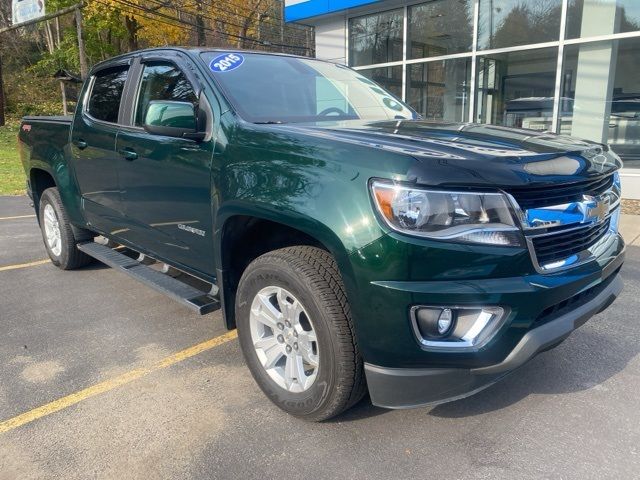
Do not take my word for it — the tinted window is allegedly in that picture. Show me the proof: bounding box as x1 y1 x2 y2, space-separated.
87 67 129 123
135 63 198 126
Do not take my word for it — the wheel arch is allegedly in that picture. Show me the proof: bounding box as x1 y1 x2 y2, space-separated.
215 206 356 330
29 167 57 220
28 156 85 228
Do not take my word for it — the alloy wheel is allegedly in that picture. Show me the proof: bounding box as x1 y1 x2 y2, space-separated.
249 286 319 393
43 203 62 257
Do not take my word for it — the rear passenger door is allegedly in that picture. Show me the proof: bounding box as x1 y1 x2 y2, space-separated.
71 63 130 232
114 56 216 277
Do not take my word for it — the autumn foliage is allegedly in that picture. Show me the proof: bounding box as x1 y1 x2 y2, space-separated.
0 0 313 118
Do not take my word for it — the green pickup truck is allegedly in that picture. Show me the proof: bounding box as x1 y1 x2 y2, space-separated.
19 48 625 421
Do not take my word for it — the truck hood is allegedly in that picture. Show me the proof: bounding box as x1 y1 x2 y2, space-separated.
272 120 622 187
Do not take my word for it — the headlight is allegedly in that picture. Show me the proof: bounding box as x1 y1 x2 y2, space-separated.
370 180 523 246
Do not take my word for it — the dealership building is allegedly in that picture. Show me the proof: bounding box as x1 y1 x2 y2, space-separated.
285 0 640 198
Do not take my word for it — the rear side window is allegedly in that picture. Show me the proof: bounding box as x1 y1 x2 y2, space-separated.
134 62 198 126
87 67 129 123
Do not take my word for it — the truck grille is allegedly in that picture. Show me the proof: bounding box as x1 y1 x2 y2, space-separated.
508 175 613 210
531 218 611 267
533 266 620 327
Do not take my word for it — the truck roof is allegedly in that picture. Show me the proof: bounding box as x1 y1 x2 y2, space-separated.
90 47 312 74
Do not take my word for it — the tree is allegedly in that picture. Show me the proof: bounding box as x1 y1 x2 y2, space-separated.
85 0 187 50
0 0 314 119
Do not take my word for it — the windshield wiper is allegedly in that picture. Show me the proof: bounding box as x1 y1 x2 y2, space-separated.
254 120 285 124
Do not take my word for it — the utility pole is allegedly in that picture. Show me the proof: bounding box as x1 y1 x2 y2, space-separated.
195 0 205 46
43 18 70 115
258 13 270 44
75 7 88 79
54 16 68 115
0 55 5 126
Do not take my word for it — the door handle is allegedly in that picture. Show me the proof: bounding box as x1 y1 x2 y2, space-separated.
74 139 88 150
119 148 138 161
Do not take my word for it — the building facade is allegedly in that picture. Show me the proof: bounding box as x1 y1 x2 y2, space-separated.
285 0 640 198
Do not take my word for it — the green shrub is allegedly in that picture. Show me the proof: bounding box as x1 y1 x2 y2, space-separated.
0 123 26 195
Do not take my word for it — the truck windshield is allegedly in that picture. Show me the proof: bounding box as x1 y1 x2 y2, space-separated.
201 52 417 124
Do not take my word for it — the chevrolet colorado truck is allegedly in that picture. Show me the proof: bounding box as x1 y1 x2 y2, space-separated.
19 48 625 421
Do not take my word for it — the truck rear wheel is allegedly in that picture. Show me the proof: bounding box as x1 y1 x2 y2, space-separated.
235 246 366 421
39 187 94 270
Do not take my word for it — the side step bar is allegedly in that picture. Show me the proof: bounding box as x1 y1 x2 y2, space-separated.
77 242 220 315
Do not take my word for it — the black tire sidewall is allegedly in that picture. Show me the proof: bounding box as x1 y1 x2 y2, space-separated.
236 261 340 419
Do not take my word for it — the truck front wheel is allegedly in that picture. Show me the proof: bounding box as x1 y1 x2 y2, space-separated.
235 246 366 421
38 187 93 270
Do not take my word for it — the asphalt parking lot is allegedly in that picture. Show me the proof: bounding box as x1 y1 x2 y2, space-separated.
1 195 639 480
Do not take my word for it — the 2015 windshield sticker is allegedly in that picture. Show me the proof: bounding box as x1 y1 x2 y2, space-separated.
209 53 244 73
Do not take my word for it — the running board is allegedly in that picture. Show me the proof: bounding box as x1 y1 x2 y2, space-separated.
77 242 220 315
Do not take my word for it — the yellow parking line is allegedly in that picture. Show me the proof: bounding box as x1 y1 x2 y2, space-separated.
0 214 36 221
0 259 50 272
0 330 238 435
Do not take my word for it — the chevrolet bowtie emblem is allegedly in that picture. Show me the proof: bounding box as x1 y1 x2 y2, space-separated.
583 195 610 223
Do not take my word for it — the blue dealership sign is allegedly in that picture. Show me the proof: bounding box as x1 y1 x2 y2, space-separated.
285 0 382 22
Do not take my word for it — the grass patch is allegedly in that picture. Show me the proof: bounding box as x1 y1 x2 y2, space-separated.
0 123 26 195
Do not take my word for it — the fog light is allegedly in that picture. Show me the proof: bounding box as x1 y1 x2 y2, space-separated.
414 307 456 339
437 308 453 335
411 306 506 350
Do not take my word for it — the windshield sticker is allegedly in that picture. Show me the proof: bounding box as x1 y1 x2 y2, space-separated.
209 53 244 73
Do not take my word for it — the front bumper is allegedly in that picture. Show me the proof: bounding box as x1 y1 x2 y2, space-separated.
365 273 623 409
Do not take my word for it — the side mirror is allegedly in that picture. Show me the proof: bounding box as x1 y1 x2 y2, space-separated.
143 100 205 141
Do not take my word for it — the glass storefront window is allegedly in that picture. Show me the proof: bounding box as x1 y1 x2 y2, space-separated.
566 0 640 39
349 9 404 67
475 47 558 128
560 38 640 168
407 58 471 122
408 0 474 59
358 66 404 100
477 0 562 50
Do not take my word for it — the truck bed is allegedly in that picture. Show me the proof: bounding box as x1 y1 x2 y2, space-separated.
19 116 74 205
22 115 73 124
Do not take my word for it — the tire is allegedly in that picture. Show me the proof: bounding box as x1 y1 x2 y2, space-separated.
236 246 366 421
39 187 94 270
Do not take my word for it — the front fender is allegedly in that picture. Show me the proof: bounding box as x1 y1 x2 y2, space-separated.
214 200 366 331
215 201 363 276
